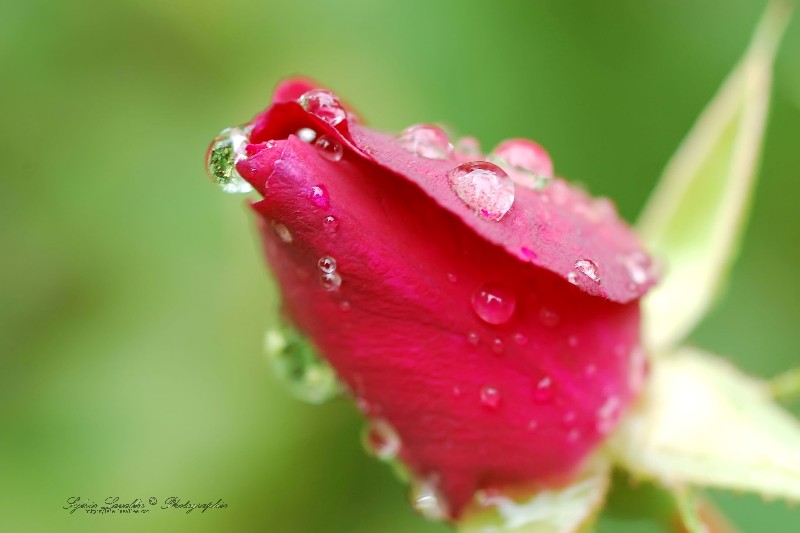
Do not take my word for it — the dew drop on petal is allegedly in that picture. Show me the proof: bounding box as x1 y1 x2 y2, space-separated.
272 222 293 243
206 125 254 193
471 283 516 325
567 428 581 443
309 185 330 208
513 333 528 345
323 215 339 233
339 300 351 311
527 419 539 432
448 162 515 221
491 338 505 354
567 272 578 285
318 256 337 273
263 326 341 404
491 139 553 190
447 273 458 283
362 419 401 461
534 376 554 403
410 477 449 521
596 396 621 435
298 89 347 127
320 272 342 291
575 259 600 282
454 136 482 158
467 332 480 346
563 410 577 426
314 135 343 162
296 127 317 143
538 307 560 328
619 251 651 286
480 386 501 409
398 124 453 160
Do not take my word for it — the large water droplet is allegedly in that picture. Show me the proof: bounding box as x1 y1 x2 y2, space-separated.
575 259 600 282
298 89 347 127
410 477 449 521
480 386 502 409
206 125 254 193
315 135 343 161
471 283 516 325
362 419 401 461
398 124 453 160
454 136 482 158
491 138 553 190
448 162 515 221
264 325 341 404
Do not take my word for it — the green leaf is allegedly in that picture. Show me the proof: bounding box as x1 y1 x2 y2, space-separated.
457 457 610 533
609 347 800 502
673 486 710 533
636 1 791 351
770 367 800 403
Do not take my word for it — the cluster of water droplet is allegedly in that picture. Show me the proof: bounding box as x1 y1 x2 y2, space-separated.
206 125 254 194
361 418 401 461
318 255 342 291
263 324 342 404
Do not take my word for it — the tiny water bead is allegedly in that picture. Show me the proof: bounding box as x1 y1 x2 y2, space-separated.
318 256 337 273
206 125 254 193
513 333 528 345
362 419 401 461
448 162 515 221
263 325 341 404
308 185 330 208
454 136 482 158
467 332 480 346
321 272 342 291
296 127 317 143
534 376 554 402
491 338 505 354
410 478 449 521
567 272 578 285
471 283 516 325
398 124 453 160
314 135 343 162
596 396 621 435
298 89 347 127
574 259 600 282
322 215 339 233
480 386 502 409
538 307 560 328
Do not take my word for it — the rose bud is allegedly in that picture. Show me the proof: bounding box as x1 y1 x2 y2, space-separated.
207 78 658 519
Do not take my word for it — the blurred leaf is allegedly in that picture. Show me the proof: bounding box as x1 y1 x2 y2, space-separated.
673 487 710 533
770 368 800 403
636 1 791 351
609 347 800 502
457 457 609 533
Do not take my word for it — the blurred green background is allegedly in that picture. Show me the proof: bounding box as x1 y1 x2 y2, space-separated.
1 0 798 531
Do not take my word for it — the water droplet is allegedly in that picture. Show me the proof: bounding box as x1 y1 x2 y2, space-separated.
619 251 650 286
491 139 553 190
339 300 351 311
538 307 560 328
398 124 453 160
272 222 293 243
596 396 621 435
355 397 370 414
454 136 482 158
314 135 343 161
513 333 528 345
296 127 317 143
480 386 501 409
567 428 581 443
447 273 458 283
298 89 347 127
467 332 480 346
452 386 462 397
491 338 505 354
471 283 516 325
527 419 539 432
448 162 515 221
410 477 449 521
534 377 554 402
362 419 401 461
309 185 330 208
320 272 342 291
562 410 577 426
206 125 254 193
323 215 339 233
567 335 579 348
584 364 597 377
263 325 341 404
575 259 600 283
567 272 578 285
318 256 337 273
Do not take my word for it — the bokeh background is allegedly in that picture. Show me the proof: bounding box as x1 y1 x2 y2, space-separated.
1 0 799 531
